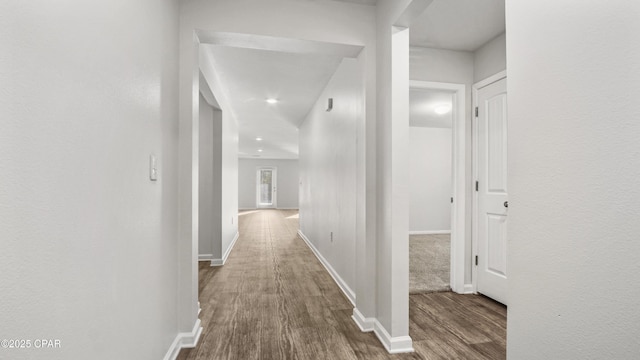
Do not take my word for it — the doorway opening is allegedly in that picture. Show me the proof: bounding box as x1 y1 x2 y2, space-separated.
402 0 508 355
408 81 467 295
256 167 277 208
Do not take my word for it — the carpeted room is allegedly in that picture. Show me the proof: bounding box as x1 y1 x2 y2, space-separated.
408 89 454 293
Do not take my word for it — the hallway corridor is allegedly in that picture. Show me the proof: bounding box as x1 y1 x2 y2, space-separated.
178 210 505 359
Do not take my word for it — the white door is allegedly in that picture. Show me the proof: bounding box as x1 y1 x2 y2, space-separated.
476 77 508 305
256 168 277 208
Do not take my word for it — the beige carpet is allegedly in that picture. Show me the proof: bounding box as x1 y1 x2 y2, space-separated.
409 234 451 294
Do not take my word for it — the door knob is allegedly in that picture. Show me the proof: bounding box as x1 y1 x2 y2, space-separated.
504 201 508 208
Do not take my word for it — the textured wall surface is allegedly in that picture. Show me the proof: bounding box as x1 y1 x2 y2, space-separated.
199 96 223 258
0 0 181 358
507 2 640 359
473 32 506 83
299 58 359 295
409 127 452 232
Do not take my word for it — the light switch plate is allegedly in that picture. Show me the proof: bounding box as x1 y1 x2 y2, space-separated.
150 155 158 181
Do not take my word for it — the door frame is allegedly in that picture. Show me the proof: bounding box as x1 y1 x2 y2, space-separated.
409 80 467 294
471 70 507 293
256 166 277 209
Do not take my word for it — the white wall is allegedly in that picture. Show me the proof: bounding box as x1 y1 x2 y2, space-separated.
199 58 239 264
409 127 452 233
299 58 359 298
473 32 506 83
198 95 222 259
507 2 640 359
411 46 475 86
239 159 299 210
375 0 417 348
220 109 239 258
410 45 474 285
0 0 181 359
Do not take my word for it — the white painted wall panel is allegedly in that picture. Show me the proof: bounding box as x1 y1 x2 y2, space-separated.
199 96 224 259
239 159 299 210
199 96 215 257
409 127 452 232
507 2 640 359
376 0 415 342
221 111 239 255
199 54 239 263
299 58 358 296
411 47 475 86
0 0 180 358
473 32 506 83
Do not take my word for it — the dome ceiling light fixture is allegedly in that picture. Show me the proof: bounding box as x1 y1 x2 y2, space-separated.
434 104 452 115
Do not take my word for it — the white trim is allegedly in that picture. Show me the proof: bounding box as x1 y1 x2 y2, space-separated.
472 71 507 293
210 232 239 267
276 207 299 210
162 319 203 360
409 80 467 295
198 254 213 261
408 230 451 235
463 284 475 294
298 230 356 306
222 232 239 263
474 70 507 90
373 320 414 354
352 308 375 332
210 259 224 266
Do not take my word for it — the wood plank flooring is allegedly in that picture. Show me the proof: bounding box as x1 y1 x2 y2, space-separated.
177 209 506 360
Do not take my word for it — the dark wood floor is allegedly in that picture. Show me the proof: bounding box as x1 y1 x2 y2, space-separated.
177 210 506 360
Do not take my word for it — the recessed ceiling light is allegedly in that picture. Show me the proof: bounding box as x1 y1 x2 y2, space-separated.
258 149 263 152
255 137 263 141
434 105 452 115
266 98 278 104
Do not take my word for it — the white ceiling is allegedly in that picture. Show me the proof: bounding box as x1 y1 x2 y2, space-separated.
198 0 503 159
410 88 453 128
410 0 505 51
202 45 344 159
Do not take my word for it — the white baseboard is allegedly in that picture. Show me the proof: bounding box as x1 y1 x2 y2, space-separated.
353 306 414 355
223 232 240 263
298 230 356 306
352 308 375 332
198 254 213 262
409 230 451 235
211 232 240 267
451 283 474 294
277 207 299 210
373 320 414 354
163 318 203 360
